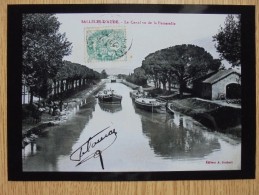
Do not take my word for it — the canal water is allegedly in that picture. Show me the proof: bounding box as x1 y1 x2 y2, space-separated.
22 82 241 172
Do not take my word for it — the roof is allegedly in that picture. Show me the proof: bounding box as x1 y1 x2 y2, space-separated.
202 69 241 84
193 70 218 83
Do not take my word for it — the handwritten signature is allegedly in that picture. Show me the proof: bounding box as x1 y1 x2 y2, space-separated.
70 125 118 169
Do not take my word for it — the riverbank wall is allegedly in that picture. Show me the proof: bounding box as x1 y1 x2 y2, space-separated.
121 80 140 89
121 80 241 136
169 98 241 137
22 80 105 147
122 80 241 137
121 80 155 91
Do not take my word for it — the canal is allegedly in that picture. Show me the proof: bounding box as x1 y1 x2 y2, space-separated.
22 82 241 172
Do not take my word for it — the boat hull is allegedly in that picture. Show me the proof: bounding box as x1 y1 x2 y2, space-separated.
98 94 122 104
99 102 122 113
134 100 162 113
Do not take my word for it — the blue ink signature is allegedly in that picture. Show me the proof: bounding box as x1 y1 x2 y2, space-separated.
70 125 117 169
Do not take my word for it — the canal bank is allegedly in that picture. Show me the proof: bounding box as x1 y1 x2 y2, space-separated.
121 80 241 137
23 82 241 172
169 98 241 137
22 80 105 147
121 80 155 90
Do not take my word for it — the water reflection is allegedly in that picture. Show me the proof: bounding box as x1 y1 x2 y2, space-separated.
135 108 221 160
22 82 240 171
98 103 122 113
22 142 37 158
22 97 97 171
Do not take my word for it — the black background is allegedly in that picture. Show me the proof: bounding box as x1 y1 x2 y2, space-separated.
7 4 256 181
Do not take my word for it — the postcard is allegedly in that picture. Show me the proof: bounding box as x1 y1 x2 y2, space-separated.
7 4 255 180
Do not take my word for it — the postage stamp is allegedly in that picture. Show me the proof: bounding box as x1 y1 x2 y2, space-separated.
85 27 128 62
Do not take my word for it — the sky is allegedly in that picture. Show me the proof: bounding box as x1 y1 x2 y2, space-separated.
56 13 231 75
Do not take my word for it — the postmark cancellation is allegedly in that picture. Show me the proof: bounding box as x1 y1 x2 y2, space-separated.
85 27 128 63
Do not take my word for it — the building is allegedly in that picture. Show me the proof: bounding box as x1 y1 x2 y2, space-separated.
193 69 241 100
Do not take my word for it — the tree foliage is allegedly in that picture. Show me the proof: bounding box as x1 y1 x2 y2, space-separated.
55 61 100 81
213 15 241 67
142 44 221 96
126 67 148 86
22 14 72 101
100 69 108 79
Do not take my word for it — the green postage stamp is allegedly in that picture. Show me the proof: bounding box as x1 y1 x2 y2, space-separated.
85 27 128 62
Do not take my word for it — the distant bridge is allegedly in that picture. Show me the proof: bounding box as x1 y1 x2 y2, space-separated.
102 78 123 83
102 79 140 89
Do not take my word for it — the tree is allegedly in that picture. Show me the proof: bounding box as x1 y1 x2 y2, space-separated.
117 74 127 79
133 67 148 86
100 69 108 79
22 14 72 103
126 67 147 86
55 61 101 95
142 53 161 89
142 44 221 97
213 14 241 67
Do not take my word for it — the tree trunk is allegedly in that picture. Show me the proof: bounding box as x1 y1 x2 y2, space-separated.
168 79 171 92
61 80 64 93
30 89 34 105
54 80 57 96
179 81 186 98
179 86 183 98
66 80 69 91
162 81 166 91
57 80 60 94
72 80 74 90
154 79 157 88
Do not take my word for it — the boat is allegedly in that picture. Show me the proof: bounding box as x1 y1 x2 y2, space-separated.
96 89 122 104
134 97 165 113
157 92 178 101
110 76 116 83
130 86 146 100
99 103 122 113
155 97 167 106
130 90 145 100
